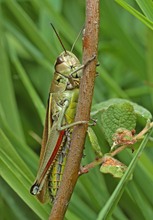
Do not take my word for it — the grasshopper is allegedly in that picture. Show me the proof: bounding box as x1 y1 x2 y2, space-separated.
30 24 93 202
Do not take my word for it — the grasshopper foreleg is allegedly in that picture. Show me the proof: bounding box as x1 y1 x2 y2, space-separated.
57 99 88 131
69 54 96 78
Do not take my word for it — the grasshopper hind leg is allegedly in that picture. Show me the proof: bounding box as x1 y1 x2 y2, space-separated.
48 130 71 202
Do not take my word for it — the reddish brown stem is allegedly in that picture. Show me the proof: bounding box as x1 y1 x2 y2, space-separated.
79 158 103 175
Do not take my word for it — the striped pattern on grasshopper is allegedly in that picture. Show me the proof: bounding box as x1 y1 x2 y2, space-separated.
30 51 83 202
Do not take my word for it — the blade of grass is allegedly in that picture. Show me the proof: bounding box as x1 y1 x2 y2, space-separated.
5 21 52 70
118 148 153 207
33 0 80 51
0 129 50 220
119 189 145 220
103 1 145 78
128 182 153 219
135 0 153 20
146 29 153 110
0 10 25 141
115 0 153 30
100 68 129 99
125 86 150 98
0 108 38 173
9 45 45 125
4 0 53 60
0 179 40 220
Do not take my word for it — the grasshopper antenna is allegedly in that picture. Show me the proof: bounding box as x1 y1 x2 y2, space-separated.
71 25 84 52
50 23 67 53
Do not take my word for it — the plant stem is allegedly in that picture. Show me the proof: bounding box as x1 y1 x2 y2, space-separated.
79 145 128 174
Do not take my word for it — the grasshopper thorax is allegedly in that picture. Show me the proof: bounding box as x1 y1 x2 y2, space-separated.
55 51 81 78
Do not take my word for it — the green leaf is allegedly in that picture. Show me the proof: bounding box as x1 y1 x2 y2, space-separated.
87 127 103 157
101 102 136 146
92 98 152 122
100 155 129 179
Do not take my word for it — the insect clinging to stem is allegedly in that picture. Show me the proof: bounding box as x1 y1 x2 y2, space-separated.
30 23 95 203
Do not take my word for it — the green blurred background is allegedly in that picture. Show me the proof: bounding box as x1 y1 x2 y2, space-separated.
0 0 153 220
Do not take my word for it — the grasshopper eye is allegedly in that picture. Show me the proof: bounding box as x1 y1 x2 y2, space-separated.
55 57 68 74
56 56 63 65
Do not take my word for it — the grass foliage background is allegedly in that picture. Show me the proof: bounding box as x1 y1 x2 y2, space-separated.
0 0 153 219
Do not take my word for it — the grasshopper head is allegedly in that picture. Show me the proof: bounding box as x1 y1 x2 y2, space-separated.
51 51 82 92
55 51 81 78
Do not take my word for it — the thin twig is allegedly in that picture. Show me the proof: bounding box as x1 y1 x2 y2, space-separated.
79 145 128 174
134 122 153 140
49 1 100 219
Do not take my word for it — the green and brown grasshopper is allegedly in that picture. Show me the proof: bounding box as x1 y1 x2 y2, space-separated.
30 24 94 202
